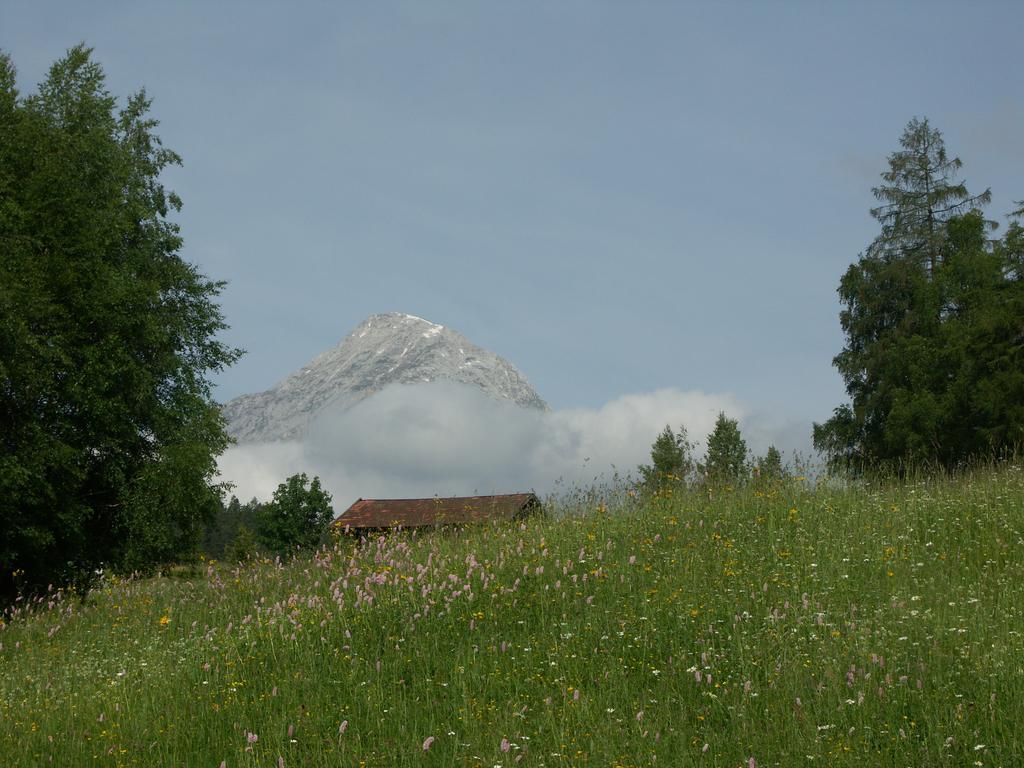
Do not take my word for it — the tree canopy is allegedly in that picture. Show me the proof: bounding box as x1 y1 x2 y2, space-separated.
0 46 241 599
814 118 1023 472
702 413 748 484
638 424 693 489
257 474 334 556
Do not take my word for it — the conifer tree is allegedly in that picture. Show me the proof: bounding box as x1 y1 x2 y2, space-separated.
815 118 1022 471
868 117 993 275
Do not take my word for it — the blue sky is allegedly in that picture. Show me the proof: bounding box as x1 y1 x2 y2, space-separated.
4 1 1022 475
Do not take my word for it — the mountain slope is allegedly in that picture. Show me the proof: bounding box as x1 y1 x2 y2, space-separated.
222 313 547 442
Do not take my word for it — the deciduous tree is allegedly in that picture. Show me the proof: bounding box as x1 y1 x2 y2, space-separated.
0 46 241 599
257 474 334 555
638 425 693 489
702 413 748 483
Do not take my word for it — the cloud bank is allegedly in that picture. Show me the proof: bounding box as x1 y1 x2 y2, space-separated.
217 382 809 510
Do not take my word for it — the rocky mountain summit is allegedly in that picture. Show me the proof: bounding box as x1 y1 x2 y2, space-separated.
222 313 548 443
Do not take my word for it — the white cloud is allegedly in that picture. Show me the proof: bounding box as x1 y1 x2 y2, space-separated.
217 381 809 510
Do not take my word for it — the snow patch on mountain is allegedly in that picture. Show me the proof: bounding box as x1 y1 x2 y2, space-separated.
222 312 548 443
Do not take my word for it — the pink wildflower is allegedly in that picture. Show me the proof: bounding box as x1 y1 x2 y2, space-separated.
501 738 510 753
422 736 435 751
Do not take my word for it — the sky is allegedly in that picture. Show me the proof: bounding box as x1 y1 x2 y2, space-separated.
4 2 1022 502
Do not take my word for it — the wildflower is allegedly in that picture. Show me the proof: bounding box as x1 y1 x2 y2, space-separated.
159 615 170 627
423 736 435 751
338 720 348 735
702 743 709 753
501 738 510 752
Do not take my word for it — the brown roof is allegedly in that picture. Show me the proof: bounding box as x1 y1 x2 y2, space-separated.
334 492 540 530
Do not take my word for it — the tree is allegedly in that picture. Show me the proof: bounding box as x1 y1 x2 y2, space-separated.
638 424 693 489
225 524 260 563
702 413 748 483
0 46 241 600
755 445 785 481
257 474 334 555
867 117 993 275
202 496 264 559
815 117 1022 471
949 206 1024 454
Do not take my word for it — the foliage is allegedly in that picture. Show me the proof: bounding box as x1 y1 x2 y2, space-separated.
638 424 693 489
202 496 264 560
225 524 260 563
755 444 786 481
257 473 334 555
0 46 241 600
1 466 1022 766
815 118 1022 472
701 412 748 483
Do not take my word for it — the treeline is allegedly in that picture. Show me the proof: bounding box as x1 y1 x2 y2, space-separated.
201 473 334 562
637 412 790 492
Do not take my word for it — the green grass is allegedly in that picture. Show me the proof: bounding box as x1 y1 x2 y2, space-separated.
2 466 1023 767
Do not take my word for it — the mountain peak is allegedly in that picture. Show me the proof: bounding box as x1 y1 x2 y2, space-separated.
223 313 548 443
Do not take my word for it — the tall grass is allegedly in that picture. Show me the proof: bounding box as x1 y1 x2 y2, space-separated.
1 466 1022 766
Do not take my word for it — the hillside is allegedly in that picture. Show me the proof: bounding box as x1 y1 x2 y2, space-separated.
1 468 1022 766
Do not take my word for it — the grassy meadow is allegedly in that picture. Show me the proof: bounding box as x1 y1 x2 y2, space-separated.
1 467 1022 767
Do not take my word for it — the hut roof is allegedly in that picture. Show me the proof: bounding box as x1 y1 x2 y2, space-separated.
334 492 540 530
